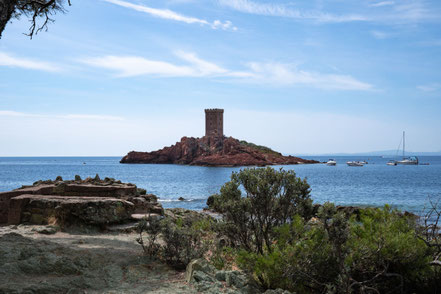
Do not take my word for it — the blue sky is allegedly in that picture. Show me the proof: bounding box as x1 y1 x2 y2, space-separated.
0 0 440 156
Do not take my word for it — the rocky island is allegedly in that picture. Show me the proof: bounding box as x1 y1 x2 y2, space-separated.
121 109 318 166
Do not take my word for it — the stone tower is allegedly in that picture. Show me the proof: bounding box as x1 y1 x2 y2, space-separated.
205 108 224 138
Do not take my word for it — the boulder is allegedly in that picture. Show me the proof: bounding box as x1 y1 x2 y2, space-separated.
186 259 262 294
185 259 216 283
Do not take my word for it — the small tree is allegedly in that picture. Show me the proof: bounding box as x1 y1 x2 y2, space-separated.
211 167 313 255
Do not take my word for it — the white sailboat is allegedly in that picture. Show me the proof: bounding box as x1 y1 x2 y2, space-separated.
396 131 418 165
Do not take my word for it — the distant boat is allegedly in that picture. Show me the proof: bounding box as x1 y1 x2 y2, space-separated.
396 131 418 165
397 157 418 165
326 159 337 166
360 160 368 164
347 161 364 167
386 160 397 166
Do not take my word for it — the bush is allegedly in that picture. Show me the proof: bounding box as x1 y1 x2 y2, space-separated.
137 215 209 270
160 218 209 270
209 167 313 255
236 204 437 293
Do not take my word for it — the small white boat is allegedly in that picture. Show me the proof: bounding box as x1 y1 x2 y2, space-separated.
360 160 368 164
386 160 397 166
326 159 337 166
347 161 364 167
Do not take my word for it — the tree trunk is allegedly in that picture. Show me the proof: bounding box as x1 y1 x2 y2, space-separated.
0 0 18 38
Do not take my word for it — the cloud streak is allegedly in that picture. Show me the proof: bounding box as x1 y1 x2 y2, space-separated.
417 83 440 92
370 1 395 7
104 0 237 30
218 0 368 23
80 52 373 91
218 0 439 25
0 52 60 72
0 111 124 121
242 62 373 90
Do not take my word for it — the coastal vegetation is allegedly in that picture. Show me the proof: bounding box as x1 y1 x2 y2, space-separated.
140 167 441 293
238 140 281 156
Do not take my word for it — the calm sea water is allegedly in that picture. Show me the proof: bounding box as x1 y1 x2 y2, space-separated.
0 156 440 215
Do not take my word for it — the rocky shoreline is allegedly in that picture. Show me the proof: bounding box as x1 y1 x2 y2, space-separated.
120 136 318 166
0 175 425 294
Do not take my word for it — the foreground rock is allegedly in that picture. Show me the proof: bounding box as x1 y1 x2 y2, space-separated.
0 176 163 226
121 136 318 166
0 226 197 294
186 259 292 294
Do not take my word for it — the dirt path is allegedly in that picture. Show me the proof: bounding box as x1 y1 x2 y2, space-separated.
0 225 198 294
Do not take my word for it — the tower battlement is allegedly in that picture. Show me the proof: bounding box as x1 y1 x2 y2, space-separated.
205 108 224 137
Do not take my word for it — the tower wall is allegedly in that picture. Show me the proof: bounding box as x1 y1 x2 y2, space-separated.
205 109 224 137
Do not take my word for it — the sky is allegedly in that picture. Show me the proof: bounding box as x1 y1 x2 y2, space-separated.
0 0 440 156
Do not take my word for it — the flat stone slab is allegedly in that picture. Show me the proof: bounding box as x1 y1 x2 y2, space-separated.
1 177 164 225
8 195 135 226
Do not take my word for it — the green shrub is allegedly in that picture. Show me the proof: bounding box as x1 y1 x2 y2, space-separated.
347 205 433 293
210 167 313 255
160 218 208 270
236 204 437 293
137 216 209 270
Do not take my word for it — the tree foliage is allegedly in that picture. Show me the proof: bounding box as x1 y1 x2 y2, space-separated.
0 0 71 38
208 167 313 255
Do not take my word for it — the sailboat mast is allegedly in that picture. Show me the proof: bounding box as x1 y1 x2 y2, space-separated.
403 131 405 158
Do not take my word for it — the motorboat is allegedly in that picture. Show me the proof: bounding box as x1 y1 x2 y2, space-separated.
326 159 337 166
360 160 368 164
347 161 364 167
386 160 397 166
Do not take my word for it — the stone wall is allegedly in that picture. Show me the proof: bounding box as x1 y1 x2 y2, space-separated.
205 108 224 137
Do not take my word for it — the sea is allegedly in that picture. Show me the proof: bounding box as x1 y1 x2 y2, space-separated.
0 156 440 215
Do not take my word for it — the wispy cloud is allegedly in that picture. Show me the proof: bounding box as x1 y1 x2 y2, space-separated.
370 30 390 39
242 62 373 91
218 0 368 23
370 1 395 7
0 111 124 121
104 0 237 30
60 114 124 121
0 52 60 72
417 83 441 92
80 52 235 78
219 0 439 25
80 52 372 91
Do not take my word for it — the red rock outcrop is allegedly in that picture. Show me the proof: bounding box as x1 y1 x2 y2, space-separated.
121 136 318 166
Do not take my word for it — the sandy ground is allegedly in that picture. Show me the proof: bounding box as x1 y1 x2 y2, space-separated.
0 224 198 294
